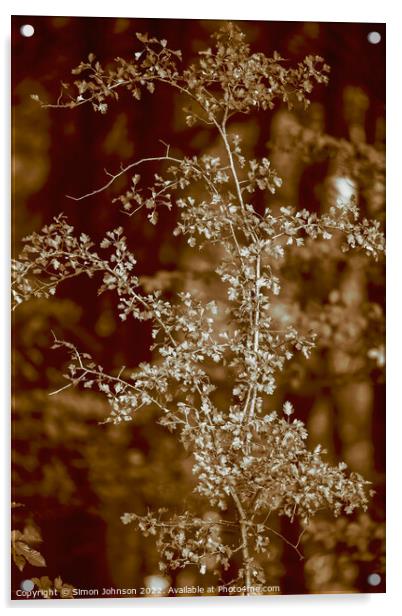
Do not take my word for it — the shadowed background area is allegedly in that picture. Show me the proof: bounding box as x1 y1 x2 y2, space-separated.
12 16 385 597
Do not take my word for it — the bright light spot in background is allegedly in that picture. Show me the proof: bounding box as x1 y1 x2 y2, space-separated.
144 575 170 594
368 31 381 44
367 573 381 586
20 24 35 37
334 176 357 201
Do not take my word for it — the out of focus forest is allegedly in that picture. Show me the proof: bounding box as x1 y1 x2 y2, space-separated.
11 16 385 597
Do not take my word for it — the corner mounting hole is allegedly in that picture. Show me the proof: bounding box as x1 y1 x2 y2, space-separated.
367 573 381 586
367 31 381 44
20 24 35 38
21 579 34 591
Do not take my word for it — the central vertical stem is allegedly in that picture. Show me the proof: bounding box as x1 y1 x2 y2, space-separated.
247 252 261 422
230 487 252 593
216 119 262 425
217 117 261 592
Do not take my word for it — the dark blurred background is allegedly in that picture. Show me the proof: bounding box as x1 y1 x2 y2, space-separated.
11 16 385 597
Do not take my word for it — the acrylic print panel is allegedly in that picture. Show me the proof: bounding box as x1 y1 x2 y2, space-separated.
11 15 385 600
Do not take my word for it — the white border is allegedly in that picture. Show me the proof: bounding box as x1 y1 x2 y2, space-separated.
2 1 401 614
2 0 392 21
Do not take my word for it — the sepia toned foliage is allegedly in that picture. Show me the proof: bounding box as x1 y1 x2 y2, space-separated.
12 20 385 596
11 503 75 599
